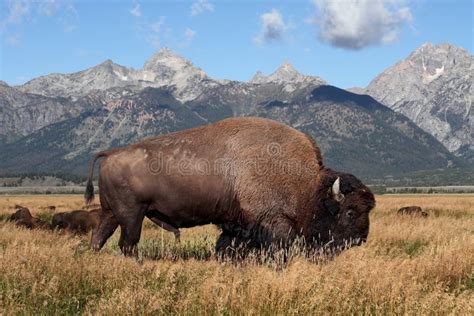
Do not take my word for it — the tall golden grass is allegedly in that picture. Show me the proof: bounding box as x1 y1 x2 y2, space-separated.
0 194 473 314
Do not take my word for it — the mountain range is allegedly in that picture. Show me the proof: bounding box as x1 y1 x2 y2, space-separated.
362 43 472 161
0 43 471 183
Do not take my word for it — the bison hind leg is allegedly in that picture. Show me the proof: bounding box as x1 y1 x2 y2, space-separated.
116 206 147 257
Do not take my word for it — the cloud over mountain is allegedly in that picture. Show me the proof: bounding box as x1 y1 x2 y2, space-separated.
130 4 141 17
311 0 412 50
254 9 287 46
190 0 214 16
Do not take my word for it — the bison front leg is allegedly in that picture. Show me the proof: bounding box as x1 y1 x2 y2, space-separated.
215 231 250 261
91 209 119 252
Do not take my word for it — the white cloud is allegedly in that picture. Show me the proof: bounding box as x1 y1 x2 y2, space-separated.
151 17 165 33
39 0 61 17
133 11 175 49
3 0 31 24
3 0 67 24
130 4 141 17
185 27 196 41
254 9 287 46
311 0 413 50
190 0 214 16
2 0 77 32
146 16 167 48
179 27 196 47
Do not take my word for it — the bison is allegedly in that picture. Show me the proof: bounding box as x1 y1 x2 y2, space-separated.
397 206 428 217
51 208 181 240
9 206 51 229
85 117 375 257
52 209 101 234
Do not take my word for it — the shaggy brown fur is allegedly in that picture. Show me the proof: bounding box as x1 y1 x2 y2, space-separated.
85 117 375 257
52 209 101 235
9 206 51 229
397 206 428 217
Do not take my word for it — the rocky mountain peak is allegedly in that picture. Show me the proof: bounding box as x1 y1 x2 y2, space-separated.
16 48 211 101
365 42 473 155
143 48 199 73
140 48 209 101
142 48 206 77
92 59 127 75
153 47 174 57
99 59 114 66
268 62 302 82
413 42 460 55
1 42 469 179
401 43 471 84
250 70 267 83
250 63 326 85
277 62 297 72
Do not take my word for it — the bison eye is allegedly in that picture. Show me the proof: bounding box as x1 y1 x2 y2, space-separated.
347 210 355 218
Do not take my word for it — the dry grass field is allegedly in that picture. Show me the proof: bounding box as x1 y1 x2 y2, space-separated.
0 194 472 314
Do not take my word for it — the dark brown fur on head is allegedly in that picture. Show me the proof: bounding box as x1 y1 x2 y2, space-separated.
308 168 376 251
9 206 51 229
10 206 33 221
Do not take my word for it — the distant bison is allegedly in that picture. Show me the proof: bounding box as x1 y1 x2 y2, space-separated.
52 209 101 234
85 117 375 257
9 206 51 229
397 206 428 217
84 203 101 210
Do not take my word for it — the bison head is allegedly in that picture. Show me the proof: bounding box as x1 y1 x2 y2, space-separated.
310 169 375 252
10 207 33 221
52 213 68 229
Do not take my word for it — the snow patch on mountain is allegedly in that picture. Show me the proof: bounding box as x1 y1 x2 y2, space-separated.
365 42 473 154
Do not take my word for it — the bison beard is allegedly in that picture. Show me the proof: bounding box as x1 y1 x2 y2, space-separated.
84 117 375 258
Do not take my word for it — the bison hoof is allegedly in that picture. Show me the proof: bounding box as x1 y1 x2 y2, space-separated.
91 243 102 252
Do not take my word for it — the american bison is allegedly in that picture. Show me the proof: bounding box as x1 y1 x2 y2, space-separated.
85 117 375 257
84 203 101 210
9 206 51 229
52 209 101 234
51 207 181 240
397 206 428 217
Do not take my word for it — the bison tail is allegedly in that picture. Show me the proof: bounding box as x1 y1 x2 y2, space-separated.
84 151 110 205
85 179 95 206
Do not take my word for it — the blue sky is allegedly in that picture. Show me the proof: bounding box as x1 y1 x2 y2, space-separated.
1 0 472 88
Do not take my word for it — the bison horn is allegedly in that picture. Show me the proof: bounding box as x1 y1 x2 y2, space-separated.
332 177 344 202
